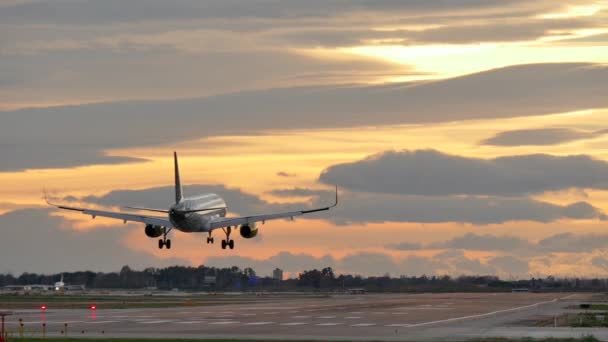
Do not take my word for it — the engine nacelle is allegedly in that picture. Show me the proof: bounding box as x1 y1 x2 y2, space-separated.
144 224 164 238
239 223 258 239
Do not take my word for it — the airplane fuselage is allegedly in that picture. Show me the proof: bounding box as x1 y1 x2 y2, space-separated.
169 193 227 232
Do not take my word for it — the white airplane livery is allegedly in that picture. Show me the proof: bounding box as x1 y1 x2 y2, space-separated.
47 152 338 250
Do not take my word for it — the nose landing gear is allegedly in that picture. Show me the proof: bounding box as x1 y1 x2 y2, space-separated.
206 232 214 244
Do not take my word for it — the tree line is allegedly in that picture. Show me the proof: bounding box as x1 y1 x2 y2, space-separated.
1 265 607 292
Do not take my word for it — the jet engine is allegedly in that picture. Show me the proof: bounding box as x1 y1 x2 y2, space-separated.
239 223 258 239
144 224 164 238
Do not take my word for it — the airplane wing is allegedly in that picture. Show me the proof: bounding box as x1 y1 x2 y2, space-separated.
47 202 173 227
208 186 338 230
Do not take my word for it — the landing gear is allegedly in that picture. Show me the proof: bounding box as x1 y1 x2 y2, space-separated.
158 227 172 249
221 226 235 250
206 232 214 244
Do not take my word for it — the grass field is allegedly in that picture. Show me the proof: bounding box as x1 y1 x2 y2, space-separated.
0 293 328 309
5 336 603 342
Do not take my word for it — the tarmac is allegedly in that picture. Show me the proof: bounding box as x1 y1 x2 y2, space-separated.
4 292 608 341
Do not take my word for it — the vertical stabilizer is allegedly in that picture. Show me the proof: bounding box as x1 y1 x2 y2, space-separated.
174 152 183 203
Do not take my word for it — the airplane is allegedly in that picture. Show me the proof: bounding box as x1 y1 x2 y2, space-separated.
54 274 65 291
46 152 338 250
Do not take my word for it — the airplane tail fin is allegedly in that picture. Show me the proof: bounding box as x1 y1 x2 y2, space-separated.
174 151 183 203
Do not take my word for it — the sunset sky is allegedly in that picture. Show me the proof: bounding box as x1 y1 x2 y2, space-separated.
1 0 608 278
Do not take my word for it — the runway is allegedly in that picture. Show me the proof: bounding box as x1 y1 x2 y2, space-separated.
3 292 606 341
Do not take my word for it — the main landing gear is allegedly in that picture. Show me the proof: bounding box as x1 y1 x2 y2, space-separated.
221 226 235 250
158 227 172 249
206 232 214 244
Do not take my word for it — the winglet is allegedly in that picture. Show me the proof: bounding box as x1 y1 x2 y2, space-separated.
174 151 183 204
331 185 339 208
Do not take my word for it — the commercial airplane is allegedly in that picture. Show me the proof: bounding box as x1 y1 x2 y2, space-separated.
47 152 337 250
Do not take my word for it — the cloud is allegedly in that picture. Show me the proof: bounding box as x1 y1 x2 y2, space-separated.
273 17 599 46
206 251 336 276
0 208 189 274
276 171 296 178
319 149 608 196
61 180 606 227
2 63 608 171
206 250 510 277
481 128 608 146
488 256 529 275
0 1 558 25
271 187 606 224
72 184 309 216
431 233 530 251
536 233 608 253
389 232 608 255
592 257 608 271
385 241 423 251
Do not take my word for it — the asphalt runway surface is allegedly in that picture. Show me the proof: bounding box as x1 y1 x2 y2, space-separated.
4 292 607 341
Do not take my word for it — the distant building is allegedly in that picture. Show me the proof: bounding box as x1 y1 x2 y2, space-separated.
272 268 283 281
203 276 217 287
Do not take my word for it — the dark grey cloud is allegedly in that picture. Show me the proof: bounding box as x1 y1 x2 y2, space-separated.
340 252 400 276
592 257 608 271
270 187 606 224
0 0 549 26
430 233 530 251
537 233 608 253
389 232 608 255
488 256 529 275
0 208 189 274
276 171 296 178
70 184 310 217
385 241 423 251
3 63 607 171
0 145 147 171
481 128 608 146
319 149 608 196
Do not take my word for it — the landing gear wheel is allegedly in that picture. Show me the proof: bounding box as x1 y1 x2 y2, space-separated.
221 226 233 250
165 239 172 249
207 237 214 244
158 239 164 249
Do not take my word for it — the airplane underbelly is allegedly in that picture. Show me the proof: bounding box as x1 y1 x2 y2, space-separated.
171 214 216 233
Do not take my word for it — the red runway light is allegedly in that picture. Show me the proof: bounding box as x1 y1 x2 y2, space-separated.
90 305 96 310
40 305 47 311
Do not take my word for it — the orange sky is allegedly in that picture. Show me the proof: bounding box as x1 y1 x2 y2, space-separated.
1 0 608 277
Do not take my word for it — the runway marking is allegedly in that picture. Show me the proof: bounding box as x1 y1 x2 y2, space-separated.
293 316 310 319
352 323 376 327
138 320 174 324
317 322 342 326
209 321 239 325
280 322 307 326
386 323 410 327
245 322 274 325
345 316 361 319
176 321 205 324
87 320 120 324
242 313 256 316
318 315 336 319
404 296 569 328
